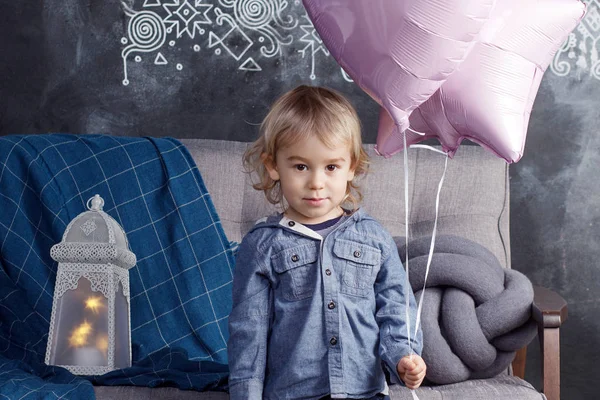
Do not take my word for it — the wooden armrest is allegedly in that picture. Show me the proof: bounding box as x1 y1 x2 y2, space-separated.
532 285 568 328
532 286 567 400
512 286 568 400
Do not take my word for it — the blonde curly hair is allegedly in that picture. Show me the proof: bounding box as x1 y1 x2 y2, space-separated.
244 85 369 211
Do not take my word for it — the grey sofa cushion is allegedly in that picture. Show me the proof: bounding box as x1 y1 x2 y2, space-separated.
182 140 511 269
94 375 544 400
94 386 228 399
390 376 545 399
395 235 537 384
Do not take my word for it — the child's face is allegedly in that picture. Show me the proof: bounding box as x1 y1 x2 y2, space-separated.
265 135 355 225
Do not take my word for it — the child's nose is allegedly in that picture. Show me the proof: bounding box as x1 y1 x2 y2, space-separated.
308 171 325 189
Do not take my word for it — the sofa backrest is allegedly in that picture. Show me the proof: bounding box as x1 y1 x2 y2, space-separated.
182 139 511 269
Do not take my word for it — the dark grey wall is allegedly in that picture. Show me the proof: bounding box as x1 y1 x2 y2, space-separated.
512 71 600 397
1 1 598 398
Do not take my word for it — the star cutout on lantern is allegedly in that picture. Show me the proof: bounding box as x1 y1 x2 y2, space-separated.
80 219 97 236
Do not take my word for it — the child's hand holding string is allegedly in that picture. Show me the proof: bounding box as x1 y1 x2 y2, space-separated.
397 354 427 390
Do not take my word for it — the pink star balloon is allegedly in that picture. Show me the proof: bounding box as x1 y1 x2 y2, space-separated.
377 0 586 163
302 0 495 136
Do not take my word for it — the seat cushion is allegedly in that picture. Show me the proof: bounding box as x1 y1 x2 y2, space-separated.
184 140 511 270
94 376 544 400
94 386 228 399
389 376 546 400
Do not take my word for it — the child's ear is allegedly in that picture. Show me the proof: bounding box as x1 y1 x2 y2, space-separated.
261 153 280 181
347 165 355 181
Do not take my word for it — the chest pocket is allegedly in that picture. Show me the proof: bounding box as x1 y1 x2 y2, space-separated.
272 244 318 301
334 239 381 298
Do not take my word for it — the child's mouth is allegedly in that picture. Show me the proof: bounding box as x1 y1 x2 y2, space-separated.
304 198 326 206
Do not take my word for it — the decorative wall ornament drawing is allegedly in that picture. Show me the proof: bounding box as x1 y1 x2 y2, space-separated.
120 0 342 84
120 0 596 85
297 13 328 80
551 0 600 80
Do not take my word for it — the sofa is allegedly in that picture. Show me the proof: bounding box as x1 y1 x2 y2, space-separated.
93 138 565 400
0 136 565 400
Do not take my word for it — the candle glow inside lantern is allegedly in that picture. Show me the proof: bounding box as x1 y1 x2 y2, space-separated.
45 195 136 375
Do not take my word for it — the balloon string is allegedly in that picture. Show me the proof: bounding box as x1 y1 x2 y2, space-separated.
402 130 449 399
408 144 447 156
413 153 448 336
403 133 421 400
403 131 412 355
407 126 428 136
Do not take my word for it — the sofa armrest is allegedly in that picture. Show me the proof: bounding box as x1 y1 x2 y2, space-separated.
532 285 568 328
532 285 567 400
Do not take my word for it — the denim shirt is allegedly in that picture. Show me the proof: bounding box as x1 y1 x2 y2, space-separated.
227 209 422 400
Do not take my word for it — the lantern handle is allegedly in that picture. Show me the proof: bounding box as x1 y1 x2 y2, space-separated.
87 194 105 211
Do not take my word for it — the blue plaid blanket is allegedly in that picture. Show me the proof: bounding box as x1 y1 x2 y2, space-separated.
0 134 235 398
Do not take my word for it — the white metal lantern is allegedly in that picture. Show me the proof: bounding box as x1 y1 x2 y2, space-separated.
45 194 136 375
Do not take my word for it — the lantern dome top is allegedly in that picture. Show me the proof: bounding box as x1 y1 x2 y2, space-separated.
51 195 136 269
61 194 128 247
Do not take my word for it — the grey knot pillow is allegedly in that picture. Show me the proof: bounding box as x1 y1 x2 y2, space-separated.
395 235 538 385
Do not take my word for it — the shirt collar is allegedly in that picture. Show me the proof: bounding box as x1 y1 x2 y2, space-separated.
251 208 365 240
279 215 323 240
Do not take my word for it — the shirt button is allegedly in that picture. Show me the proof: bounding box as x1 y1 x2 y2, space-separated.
291 254 299 262
288 221 295 227
328 301 336 310
353 250 361 258
325 269 332 276
330 337 338 346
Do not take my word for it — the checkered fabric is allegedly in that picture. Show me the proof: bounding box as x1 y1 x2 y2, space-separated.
0 134 234 398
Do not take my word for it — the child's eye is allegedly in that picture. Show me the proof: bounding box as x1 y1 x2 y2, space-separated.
326 165 338 172
295 164 307 171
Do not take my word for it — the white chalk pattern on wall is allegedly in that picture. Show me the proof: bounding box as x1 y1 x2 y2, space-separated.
163 0 213 39
121 3 167 86
297 13 328 80
120 0 346 85
121 0 597 86
551 0 600 81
